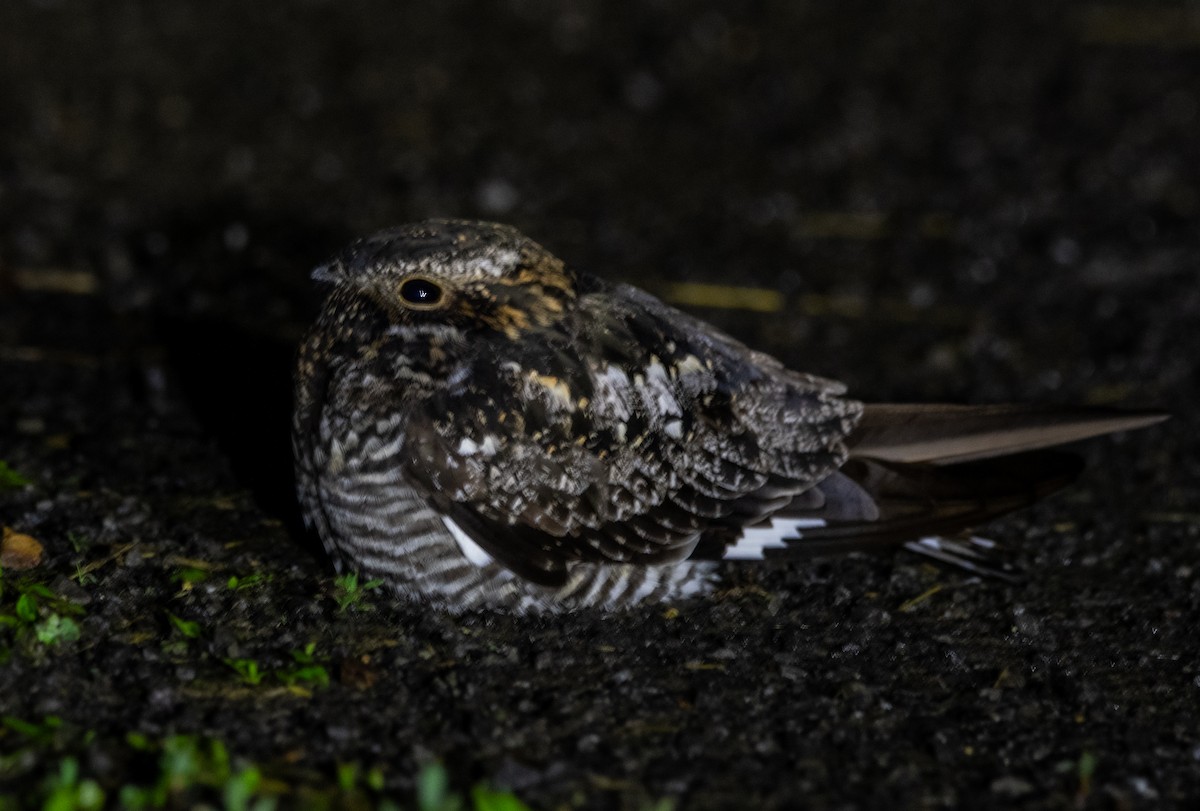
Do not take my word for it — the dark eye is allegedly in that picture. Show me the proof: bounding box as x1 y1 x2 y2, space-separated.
399 277 444 307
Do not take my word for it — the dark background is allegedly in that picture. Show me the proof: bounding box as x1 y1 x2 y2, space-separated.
1 2 1198 808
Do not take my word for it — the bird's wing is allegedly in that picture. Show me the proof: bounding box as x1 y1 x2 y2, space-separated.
697 450 1084 562
403 281 861 587
847 403 1167 464
692 402 1164 568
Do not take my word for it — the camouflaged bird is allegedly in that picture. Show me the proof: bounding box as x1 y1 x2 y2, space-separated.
292 219 1164 613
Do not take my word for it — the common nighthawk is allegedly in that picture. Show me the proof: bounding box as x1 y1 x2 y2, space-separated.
292 219 1164 613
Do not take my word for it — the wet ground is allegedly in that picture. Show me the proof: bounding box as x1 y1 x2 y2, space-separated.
2 2 1199 808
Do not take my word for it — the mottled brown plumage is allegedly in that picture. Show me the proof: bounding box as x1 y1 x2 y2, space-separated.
292 219 1165 612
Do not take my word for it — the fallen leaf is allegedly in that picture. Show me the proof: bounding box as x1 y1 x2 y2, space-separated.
2 526 44 570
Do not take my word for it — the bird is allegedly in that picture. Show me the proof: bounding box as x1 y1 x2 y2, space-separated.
292 219 1165 613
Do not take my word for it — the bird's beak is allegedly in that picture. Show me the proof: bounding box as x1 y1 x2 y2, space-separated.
311 264 338 284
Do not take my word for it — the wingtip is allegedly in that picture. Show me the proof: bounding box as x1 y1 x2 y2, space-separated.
849 403 1170 465
1115 409 1170 430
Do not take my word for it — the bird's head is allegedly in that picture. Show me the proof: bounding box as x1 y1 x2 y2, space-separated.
313 219 577 338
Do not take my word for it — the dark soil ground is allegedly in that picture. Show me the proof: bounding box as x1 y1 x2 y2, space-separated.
2 2 1198 809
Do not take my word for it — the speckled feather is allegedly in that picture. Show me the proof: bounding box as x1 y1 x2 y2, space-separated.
293 220 1164 612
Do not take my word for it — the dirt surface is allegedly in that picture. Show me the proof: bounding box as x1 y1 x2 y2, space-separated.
2 2 1198 808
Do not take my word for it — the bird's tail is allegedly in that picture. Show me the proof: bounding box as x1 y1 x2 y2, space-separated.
715 404 1167 574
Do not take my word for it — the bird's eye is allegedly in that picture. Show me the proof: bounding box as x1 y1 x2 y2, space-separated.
398 277 444 308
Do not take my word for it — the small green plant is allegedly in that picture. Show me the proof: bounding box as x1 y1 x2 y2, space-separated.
276 643 330 689
333 572 384 613
0 578 85 652
167 613 201 639
41 757 105 811
418 762 459 811
336 762 359 792
71 563 97 587
334 761 387 795
469 784 534 811
1 737 556 811
217 645 331 690
162 613 201 657
172 567 211 586
1076 750 1098 803
15 592 37 623
223 658 264 686
115 736 276 811
0 461 30 490
222 765 271 811
125 731 153 751
3 715 63 744
227 573 270 591
3 583 84 621
417 762 534 811
66 531 89 554
34 613 81 646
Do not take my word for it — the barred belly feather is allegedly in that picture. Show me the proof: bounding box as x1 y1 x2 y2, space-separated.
317 472 717 613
